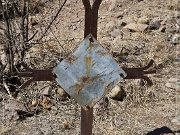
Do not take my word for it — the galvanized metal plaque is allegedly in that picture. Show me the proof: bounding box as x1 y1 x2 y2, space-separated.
53 34 126 107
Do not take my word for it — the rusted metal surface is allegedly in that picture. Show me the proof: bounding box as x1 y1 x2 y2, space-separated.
123 60 156 86
81 107 93 135
53 34 126 107
83 0 102 38
16 62 55 89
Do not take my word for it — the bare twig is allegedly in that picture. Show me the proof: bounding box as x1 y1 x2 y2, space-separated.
38 0 67 41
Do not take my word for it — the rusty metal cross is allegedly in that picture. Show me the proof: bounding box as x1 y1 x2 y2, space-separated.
16 0 156 135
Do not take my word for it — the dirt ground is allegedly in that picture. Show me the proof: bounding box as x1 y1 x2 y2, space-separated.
0 0 180 135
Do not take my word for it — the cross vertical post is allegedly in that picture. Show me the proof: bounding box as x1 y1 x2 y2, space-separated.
81 0 102 135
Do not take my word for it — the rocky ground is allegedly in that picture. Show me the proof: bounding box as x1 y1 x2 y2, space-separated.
0 0 180 135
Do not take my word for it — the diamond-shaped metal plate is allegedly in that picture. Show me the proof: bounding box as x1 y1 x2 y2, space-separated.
53 34 126 107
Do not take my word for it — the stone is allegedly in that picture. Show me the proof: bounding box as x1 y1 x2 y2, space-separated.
159 26 166 32
116 20 127 27
105 20 116 32
42 86 50 96
110 29 122 38
31 100 38 107
63 120 70 129
56 87 69 101
109 85 126 101
123 23 148 32
171 34 180 45
148 20 161 30
138 17 151 24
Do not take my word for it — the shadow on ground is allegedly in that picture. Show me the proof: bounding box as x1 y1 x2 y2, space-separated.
146 126 180 135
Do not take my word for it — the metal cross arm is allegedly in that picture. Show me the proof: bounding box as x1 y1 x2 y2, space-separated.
122 60 156 86
16 60 156 88
16 62 55 89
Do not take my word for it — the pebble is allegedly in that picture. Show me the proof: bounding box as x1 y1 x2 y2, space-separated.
110 29 122 38
109 85 126 101
159 26 166 32
148 20 161 30
105 20 116 32
171 34 180 45
42 86 50 96
116 20 127 27
56 87 69 101
123 23 148 32
31 100 38 107
138 17 151 24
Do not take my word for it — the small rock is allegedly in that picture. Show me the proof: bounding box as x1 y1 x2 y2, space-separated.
41 96 51 110
110 29 122 38
159 26 166 32
31 99 38 107
123 23 148 32
116 20 127 27
56 87 69 101
105 20 116 32
148 20 161 30
138 17 151 24
116 12 123 19
171 34 180 45
63 120 70 129
42 86 50 96
29 16 38 27
109 85 126 101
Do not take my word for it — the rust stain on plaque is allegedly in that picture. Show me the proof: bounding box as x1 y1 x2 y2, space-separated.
84 56 92 77
65 54 77 64
75 76 92 94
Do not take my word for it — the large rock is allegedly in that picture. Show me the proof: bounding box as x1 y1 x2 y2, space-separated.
123 23 148 32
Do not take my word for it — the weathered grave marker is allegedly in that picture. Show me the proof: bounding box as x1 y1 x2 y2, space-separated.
16 0 156 134
53 34 126 107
